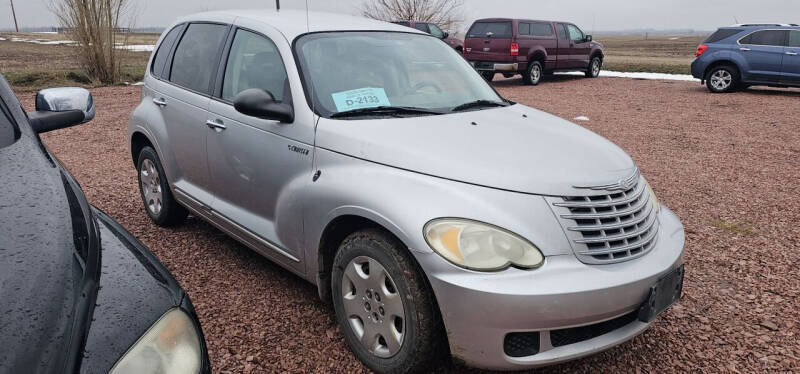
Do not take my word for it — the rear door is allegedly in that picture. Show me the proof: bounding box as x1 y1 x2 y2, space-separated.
555 23 572 69
153 22 229 206
464 21 513 64
566 24 592 69
782 30 800 84
738 29 787 83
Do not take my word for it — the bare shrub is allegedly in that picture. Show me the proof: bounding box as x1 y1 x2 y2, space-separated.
361 0 464 32
50 0 134 84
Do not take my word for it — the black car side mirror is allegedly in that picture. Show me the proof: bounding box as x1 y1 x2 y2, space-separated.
28 87 95 133
233 89 294 123
442 31 449 39
585 35 593 43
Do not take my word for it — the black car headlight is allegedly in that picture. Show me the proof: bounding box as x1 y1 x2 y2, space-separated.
109 308 202 374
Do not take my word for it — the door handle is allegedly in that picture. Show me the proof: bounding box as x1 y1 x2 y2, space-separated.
152 97 167 107
205 119 227 131
786 51 799 56
739 47 751 51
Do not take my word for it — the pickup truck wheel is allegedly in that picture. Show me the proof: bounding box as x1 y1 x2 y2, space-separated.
137 146 188 227
480 71 495 82
586 56 602 78
523 61 543 85
331 229 444 374
706 65 738 93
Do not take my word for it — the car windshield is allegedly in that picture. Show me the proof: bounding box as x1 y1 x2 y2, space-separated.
294 31 504 118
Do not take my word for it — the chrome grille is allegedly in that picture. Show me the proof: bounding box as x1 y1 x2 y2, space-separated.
549 177 659 264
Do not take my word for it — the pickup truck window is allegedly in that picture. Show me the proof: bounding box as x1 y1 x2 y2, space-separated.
567 24 584 41
468 22 512 38
428 24 445 38
532 22 554 37
557 23 569 40
519 22 531 35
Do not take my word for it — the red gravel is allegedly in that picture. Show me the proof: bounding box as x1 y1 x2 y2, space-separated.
22 76 800 373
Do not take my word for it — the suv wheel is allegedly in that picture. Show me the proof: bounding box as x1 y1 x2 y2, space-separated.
706 65 738 93
523 61 543 85
480 71 495 82
331 229 443 374
137 146 188 226
586 56 602 78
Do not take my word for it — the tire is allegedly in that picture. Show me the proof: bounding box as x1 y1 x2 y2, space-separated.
523 60 543 85
705 65 739 93
331 229 444 374
480 71 495 82
586 56 602 78
136 146 188 226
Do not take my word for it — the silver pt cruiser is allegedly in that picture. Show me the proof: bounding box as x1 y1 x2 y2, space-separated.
128 10 685 373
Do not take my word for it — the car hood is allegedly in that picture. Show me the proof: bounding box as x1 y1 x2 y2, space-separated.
316 104 636 196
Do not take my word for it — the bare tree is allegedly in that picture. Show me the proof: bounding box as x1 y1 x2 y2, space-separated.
361 0 464 32
50 0 134 84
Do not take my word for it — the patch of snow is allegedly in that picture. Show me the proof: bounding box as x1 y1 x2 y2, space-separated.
8 37 75 45
117 44 154 52
668 37 680 40
573 116 590 122
0 37 5 41
559 70 698 82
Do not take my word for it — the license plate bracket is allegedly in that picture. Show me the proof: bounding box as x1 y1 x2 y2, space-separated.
638 265 685 322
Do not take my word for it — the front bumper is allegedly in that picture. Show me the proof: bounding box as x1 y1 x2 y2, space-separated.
420 206 685 370
470 61 519 72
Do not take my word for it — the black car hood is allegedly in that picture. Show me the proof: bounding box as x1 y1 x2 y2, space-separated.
0 134 82 373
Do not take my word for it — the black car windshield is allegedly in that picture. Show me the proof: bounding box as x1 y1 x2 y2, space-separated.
294 31 503 118
0 100 20 149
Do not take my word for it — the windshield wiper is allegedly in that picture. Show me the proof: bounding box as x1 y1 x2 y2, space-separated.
330 106 444 118
451 100 509 112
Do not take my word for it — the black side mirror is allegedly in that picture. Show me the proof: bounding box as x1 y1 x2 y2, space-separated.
233 89 294 123
442 31 449 39
585 35 593 42
28 87 94 133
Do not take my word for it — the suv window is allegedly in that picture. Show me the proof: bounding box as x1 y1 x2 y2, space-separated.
221 29 289 103
150 25 184 78
567 24 584 41
428 24 445 38
532 22 554 37
789 31 800 47
0 100 20 149
703 29 743 43
467 22 512 38
519 22 531 36
169 23 228 94
414 23 429 33
739 30 787 46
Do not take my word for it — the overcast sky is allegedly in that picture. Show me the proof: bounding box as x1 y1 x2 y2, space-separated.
3 0 800 33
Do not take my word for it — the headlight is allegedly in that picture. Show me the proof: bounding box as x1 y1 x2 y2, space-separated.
645 180 660 214
424 219 544 271
110 309 202 374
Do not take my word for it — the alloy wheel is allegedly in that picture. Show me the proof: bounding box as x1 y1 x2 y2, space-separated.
592 59 601 76
531 64 542 83
340 256 405 358
140 158 163 216
710 69 732 91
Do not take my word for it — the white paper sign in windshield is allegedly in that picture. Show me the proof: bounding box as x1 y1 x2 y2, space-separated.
332 87 391 112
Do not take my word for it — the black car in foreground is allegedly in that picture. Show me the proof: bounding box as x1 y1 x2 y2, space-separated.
0 75 210 374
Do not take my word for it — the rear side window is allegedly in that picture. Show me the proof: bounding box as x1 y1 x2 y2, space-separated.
221 30 289 103
467 22 512 38
0 100 20 149
789 31 800 47
532 23 554 37
170 23 229 94
739 30 787 46
703 29 743 43
150 25 184 78
519 22 531 35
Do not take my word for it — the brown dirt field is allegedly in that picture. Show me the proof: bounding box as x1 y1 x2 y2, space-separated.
18 76 800 373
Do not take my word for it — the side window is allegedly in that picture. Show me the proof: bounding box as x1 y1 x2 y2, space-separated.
0 100 19 149
567 24 584 42
518 22 531 36
170 23 229 94
392 21 410 27
221 30 289 103
790 31 800 47
428 24 445 38
150 25 183 78
532 23 555 37
414 23 430 33
741 30 787 46
557 23 569 40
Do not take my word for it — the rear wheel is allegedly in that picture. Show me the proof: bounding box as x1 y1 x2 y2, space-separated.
706 65 739 93
586 56 602 78
331 229 444 374
137 146 188 226
480 71 495 82
523 60 543 85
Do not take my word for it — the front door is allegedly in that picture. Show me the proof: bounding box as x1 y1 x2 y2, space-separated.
206 26 313 273
566 24 592 69
782 30 800 85
738 29 788 83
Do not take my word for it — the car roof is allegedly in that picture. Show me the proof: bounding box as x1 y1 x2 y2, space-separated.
723 23 800 29
473 18 562 24
175 9 424 41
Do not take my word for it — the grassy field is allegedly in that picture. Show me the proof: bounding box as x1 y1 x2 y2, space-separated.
1 31 709 91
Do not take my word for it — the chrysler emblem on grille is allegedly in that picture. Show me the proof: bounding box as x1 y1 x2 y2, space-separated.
574 168 640 191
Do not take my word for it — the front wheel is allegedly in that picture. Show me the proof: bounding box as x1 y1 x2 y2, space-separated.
706 65 739 93
586 56 602 78
523 61 543 85
331 229 444 374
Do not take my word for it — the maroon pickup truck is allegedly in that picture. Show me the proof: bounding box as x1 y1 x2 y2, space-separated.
464 18 604 85
392 21 464 51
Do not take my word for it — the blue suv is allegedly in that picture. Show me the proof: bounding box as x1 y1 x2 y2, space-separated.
691 24 800 93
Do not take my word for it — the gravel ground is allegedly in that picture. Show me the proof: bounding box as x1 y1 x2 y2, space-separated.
22 76 800 373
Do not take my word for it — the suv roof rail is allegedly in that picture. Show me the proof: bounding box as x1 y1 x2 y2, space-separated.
729 23 799 27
